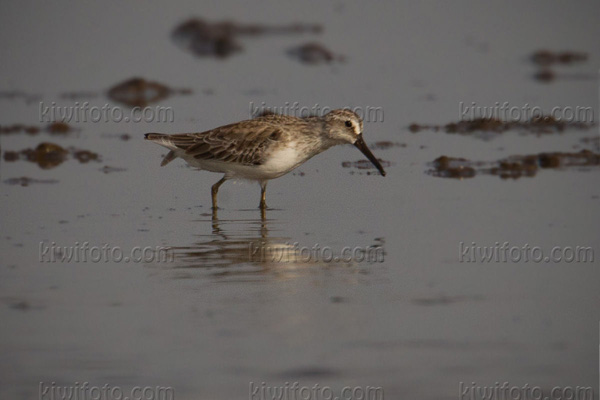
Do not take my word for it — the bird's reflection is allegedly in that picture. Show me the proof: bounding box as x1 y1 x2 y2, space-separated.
161 208 385 282
165 208 324 281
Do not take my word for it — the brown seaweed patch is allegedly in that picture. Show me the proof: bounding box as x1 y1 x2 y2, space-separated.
429 150 600 179
531 50 588 66
73 150 99 163
410 115 593 138
445 118 508 134
5 143 101 169
580 136 600 151
342 159 393 175
287 42 345 65
0 124 40 135
538 150 600 168
490 157 538 179
0 122 77 136
4 177 59 186
534 69 555 83
47 122 71 134
172 18 322 59
430 156 477 179
409 123 432 133
530 50 591 83
21 143 69 169
107 77 191 108
533 70 595 83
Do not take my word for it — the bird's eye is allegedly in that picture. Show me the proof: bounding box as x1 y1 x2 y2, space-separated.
345 121 352 128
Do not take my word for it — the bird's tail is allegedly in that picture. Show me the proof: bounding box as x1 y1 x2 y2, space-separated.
144 133 167 141
144 133 177 166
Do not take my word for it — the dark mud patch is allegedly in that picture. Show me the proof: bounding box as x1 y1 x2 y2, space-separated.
0 90 41 104
8 300 33 311
428 150 600 179
342 159 393 175
409 116 593 139
287 42 345 65
4 177 59 186
59 91 99 100
3 151 20 162
330 296 347 303
107 77 191 108
0 297 44 312
101 133 131 141
412 294 484 306
100 165 127 174
3 142 101 169
172 17 322 59
0 122 77 136
276 367 338 380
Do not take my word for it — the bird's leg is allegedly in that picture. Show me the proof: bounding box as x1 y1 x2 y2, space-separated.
211 177 227 210
259 181 268 210
260 206 266 221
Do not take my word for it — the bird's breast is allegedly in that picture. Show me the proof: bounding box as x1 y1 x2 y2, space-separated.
260 142 307 175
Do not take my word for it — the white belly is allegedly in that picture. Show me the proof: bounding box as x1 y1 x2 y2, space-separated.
258 144 306 177
180 143 308 181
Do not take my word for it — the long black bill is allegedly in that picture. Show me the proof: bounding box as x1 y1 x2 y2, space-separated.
353 135 386 176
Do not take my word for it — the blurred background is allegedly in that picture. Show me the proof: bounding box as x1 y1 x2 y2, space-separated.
1 1 599 399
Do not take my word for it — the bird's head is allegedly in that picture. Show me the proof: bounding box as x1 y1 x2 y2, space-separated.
324 109 386 176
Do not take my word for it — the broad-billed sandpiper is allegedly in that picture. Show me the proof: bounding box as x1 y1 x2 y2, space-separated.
145 109 386 209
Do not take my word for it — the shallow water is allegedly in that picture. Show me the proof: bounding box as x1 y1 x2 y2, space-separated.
1 1 599 399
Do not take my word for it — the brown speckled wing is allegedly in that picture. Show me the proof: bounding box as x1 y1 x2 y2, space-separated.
165 120 285 166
